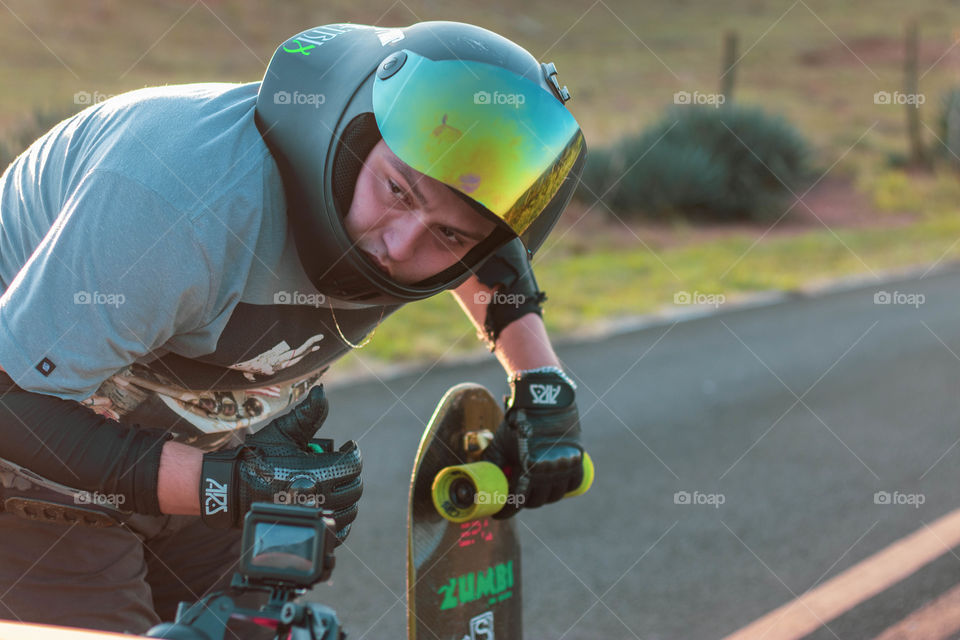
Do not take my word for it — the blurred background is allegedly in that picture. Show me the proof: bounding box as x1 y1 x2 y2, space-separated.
3 0 960 372
6 2 960 639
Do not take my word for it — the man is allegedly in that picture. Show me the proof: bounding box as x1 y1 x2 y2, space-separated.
0 20 587 634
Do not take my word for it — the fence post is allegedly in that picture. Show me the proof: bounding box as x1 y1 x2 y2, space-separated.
720 30 738 103
905 19 931 168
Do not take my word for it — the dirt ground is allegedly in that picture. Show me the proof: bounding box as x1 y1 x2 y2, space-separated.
797 33 960 68
553 175 918 253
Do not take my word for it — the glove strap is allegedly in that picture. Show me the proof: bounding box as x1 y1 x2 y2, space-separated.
508 365 577 390
509 370 576 410
199 449 239 529
513 410 534 497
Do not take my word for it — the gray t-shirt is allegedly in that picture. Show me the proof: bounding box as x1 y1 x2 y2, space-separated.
0 82 397 447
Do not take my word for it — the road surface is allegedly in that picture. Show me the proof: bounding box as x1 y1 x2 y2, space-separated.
311 266 960 639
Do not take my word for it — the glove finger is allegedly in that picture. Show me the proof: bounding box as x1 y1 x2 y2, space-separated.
337 440 362 469
566 465 584 495
492 501 521 520
333 523 352 546
297 444 361 484
330 503 359 530
545 483 566 505
279 385 330 447
328 504 358 547
481 437 510 468
525 483 549 509
322 444 362 482
325 476 363 511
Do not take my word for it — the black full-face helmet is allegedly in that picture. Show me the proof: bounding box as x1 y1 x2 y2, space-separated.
255 21 587 305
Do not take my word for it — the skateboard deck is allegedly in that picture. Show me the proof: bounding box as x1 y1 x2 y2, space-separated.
407 383 521 640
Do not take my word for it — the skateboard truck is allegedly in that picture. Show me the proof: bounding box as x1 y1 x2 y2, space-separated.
463 429 494 460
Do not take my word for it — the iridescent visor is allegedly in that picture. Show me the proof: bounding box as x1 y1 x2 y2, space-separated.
372 51 585 237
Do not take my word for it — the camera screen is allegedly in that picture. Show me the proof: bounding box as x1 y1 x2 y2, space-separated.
251 522 317 574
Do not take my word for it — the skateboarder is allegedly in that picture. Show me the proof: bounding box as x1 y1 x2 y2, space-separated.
0 20 587 635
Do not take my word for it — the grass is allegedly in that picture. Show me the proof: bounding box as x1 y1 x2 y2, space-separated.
337 182 960 373
2 0 959 161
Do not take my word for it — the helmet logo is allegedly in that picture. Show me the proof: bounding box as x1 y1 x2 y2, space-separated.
284 39 317 56
457 174 481 194
432 114 462 143
282 25 363 56
375 28 405 46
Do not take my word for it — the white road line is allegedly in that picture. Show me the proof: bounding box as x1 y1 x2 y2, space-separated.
723 508 960 640
872 582 960 640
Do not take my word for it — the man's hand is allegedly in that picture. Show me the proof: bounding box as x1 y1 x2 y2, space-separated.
483 369 584 518
199 385 362 543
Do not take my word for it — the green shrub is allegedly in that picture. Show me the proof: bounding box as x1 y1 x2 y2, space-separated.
0 104 83 170
578 103 813 223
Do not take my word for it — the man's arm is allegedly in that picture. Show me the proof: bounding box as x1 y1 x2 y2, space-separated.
0 374 345 522
158 441 203 515
0 370 175 516
451 274 560 375
0 363 200 516
453 271 585 518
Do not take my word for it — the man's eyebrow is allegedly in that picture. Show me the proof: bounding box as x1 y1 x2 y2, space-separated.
386 155 489 242
386 155 430 210
448 223 488 242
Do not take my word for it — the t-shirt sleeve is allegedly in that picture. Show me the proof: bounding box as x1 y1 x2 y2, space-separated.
0 169 211 401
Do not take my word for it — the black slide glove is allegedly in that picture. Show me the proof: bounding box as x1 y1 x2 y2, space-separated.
199 385 362 543
483 369 584 519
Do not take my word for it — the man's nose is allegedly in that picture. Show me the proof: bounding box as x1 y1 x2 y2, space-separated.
383 215 426 263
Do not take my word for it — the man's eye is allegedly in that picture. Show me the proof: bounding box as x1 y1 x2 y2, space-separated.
439 226 464 246
388 179 408 203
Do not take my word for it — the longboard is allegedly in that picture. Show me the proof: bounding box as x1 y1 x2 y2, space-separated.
407 383 521 640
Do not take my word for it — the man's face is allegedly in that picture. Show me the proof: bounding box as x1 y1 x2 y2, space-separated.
343 139 497 285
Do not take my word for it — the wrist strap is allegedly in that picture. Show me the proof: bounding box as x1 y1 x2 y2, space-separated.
508 365 577 390
199 449 238 528
509 369 577 409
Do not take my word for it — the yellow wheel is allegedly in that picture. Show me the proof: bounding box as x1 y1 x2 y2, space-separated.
431 461 509 523
432 453 596 523
564 452 595 498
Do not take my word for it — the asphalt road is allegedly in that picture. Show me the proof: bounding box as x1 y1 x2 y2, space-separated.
306 266 960 640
